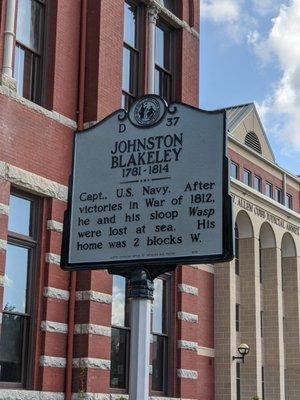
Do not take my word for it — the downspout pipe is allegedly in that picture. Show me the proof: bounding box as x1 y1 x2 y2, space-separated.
2 0 16 77
147 5 159 93
65 0 87 399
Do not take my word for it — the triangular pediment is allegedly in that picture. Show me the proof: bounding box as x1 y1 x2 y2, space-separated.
226 103 275 162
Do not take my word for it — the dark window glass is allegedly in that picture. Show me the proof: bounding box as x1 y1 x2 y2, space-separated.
235 224 239 275
159 0 178 15
152 277 169 394
154 25 172 103
110 276 130 389
285 194 293 210
0 191 38 386
254 175 262 192
236 304 240 332
14 0 45 103
230 162 239 179
110 327 130 389
122 1 139 109
236 363 241 400
243 169 251 186
262 366 265 400
275 187 282 203
265 182 273 199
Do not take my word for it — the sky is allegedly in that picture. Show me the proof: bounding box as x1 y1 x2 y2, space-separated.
200 0 300 176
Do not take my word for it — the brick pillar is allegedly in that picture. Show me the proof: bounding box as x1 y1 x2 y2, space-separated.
214 261 236 400
73 269 112 395
239 237 262 398
282 256 300 399
262 247 285 399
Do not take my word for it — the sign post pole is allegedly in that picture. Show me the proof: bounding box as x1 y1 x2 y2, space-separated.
128 269 153 400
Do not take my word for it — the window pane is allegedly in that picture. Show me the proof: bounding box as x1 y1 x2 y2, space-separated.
122 47 131 92
8 194 32 236
152 334 168 392
230 162 238 179
16 0 43 52
0 313 26 382
254 176 262 192
111 275 127 327
265 182 273 198
153 279 166 334
243 170 251 186
3 245 29 314
110 327 129 389
123 2 136 47
275 188 282 203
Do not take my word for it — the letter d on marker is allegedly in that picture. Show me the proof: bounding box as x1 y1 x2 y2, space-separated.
119 123 126 133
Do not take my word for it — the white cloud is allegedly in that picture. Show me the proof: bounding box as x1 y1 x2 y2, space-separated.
251 0 281 16
202 0 241 23
255 1 300 152
3 274 13 287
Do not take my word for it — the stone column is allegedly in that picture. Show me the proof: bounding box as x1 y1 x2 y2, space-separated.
239 237 262 399
282 255 300 399
262 247 285 399
214 261 236 400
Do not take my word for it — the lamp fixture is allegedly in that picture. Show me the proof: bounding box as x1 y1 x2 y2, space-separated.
232 343 250 363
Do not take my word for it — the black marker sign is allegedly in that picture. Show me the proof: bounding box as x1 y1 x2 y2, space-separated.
61 95 233 271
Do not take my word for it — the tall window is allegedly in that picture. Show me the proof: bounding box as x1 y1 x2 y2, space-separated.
235 224 239 275
285 193 293 210
275 187 282 204
236 304 240 332
236 363 241 400
265 182 273 199
14 0 45 103
230 162 239 179
155 24 172 103
254 175 262 192
122 1 140 109
0 191 39 386
243 169 251 186
152 278 170 394
110 276 130 390
110 275 171 394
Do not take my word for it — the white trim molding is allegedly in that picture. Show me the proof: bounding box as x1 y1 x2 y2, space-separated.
0 84 77 129
45 253 61 266
177 369 198 380
47 220 63 233
177 340 198 352
73 358 111 370
41 321 68 334
76 290 112 304
0 239 7 251
0 161 68 202
189 264 215 274
177 311 198 324
0 390 64 400
74 324 111 337
40 356 66 368
43 286 69 301
178 283 198 296
0 275 4 287
197 346 215 358
0 202 9 215
70 394 192 400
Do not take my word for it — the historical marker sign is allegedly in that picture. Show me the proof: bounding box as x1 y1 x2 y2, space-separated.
61 95 233 271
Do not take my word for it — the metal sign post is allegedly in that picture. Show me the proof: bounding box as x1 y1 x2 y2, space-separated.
61 95 233 399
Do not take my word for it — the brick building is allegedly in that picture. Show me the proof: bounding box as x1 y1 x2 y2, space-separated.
0 1 299 400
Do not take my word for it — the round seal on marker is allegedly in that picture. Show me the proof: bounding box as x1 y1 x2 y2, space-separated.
129 95 167 128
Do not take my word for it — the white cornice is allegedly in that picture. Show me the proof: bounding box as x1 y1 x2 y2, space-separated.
231 178 300 223
228 135 300 185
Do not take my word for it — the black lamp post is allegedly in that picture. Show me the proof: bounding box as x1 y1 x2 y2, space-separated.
233 343 250 363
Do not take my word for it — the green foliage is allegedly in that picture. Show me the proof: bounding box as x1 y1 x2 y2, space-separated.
115 397 128 400
252 396 260 400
